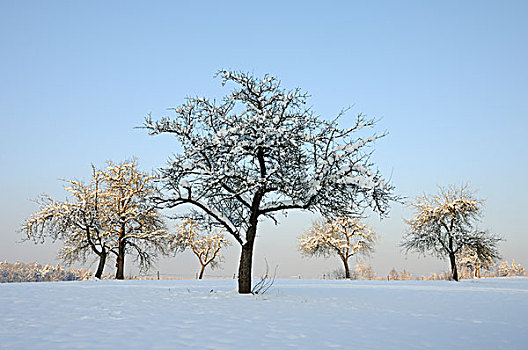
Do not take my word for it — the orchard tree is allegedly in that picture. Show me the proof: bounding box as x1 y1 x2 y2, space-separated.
22 160 169 279
102 160 169 279
388 268 412 281
173 218 231 279
145 70 395 293
22 166 110 278
401 184 501 281
298 217 376 279
457 246 495 278
352 259 376 280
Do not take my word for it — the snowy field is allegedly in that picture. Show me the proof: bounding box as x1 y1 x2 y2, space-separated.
1 278 527 349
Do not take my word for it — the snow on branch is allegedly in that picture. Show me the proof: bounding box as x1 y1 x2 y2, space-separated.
145 70 396 247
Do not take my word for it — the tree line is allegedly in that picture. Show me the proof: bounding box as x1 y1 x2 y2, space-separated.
0 261 94 283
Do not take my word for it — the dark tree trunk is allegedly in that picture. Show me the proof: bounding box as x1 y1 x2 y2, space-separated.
115 244 125 279
449 252 459 281
94 251 106 279
237 163 263 294
238 241 255 294
198 265 205 279
342 258 351 279
115 242 126 280
115 223 126 280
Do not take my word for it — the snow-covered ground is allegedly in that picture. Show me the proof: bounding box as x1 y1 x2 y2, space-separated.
1 278 527 349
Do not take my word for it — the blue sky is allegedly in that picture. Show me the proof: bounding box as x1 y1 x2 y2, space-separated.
1 1 527 278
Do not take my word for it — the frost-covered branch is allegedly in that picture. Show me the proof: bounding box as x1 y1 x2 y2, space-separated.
145 69 396 293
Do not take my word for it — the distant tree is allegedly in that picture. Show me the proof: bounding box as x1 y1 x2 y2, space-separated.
298 217 376 279
496 260 511 277
401 184 502 281
509 260 526 276
457 246 495 278
22 160 169 279
145 70 395 293
496 260 526 277
352 259 376 280
0 261 93 283
173 219 231 279
329 267 346 279
388 268 399 281
388 268 411 280
399 269 412 280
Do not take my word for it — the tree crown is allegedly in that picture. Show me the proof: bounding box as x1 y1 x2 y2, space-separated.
145 70 395 244
298 216 376 260
402 184 501 263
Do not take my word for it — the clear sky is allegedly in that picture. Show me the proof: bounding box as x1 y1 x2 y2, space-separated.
1 0 527 279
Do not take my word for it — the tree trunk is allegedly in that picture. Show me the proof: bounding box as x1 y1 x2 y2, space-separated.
198 265 205 279
449 252 459 281
115 224 126 280
237 183 263 294
238 241 255 294
448 236 459 281
342 257 351 279
94 252 106 279
115 244 125 279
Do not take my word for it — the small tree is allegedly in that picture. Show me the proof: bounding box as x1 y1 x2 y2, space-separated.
388 268 399 281
510 260 526 276
22 160 169 279
173 219 231 279
496 260 526 277
457 246 495 278
298 217 376 279
496 260 511 277
401 184 501 281
145 70 395 293
352 259 376 280
388 268 411 280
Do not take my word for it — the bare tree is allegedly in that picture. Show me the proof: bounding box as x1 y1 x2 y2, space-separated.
144 70 395 293
496 260 526 277
401 184 501 281
173 218 231 279
457 246 495 278
388 268 411 280
22 160 169 279
298 217 376 279
22 166 110 278
352 259 376 280
388 268 399 281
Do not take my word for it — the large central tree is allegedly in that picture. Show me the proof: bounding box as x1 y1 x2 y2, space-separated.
145 70 395 293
